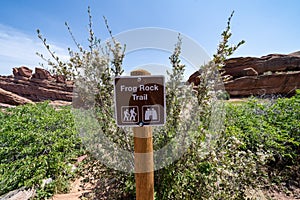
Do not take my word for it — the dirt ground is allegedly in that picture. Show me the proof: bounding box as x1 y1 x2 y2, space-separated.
51 177 93 200
266 189 300 200
51 177 300 200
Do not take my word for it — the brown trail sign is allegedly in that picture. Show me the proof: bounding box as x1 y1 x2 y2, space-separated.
114 69 166 200
114 73 165 127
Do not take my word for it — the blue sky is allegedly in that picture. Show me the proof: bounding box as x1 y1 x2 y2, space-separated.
0 0 299 75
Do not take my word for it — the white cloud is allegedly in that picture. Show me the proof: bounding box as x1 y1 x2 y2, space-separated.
0 24 69 75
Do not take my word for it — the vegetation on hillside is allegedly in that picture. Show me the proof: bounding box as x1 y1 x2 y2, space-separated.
1 93 299 199
0 103 83 199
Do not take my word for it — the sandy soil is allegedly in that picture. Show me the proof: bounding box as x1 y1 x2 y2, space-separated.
51 177 93 200
51 178 300 200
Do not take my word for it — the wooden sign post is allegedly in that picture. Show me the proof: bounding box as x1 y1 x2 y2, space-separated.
131 69 154 200
114 69 165 200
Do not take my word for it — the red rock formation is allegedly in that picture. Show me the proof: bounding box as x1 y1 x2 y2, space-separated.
13 66 33 78
32 67 54 80
55 74 66 83
0 88 34 105
189 52 300 97
0 67 73 105
224 53 300 78
225 72 300 97
1 51 300 106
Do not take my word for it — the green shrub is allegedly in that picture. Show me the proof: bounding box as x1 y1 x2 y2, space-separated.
0 103 83 199
225 91 300 185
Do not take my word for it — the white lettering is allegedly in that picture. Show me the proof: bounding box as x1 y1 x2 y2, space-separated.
139 84 159 91
120 85 137 92
132 94 148 101
120 84 159 93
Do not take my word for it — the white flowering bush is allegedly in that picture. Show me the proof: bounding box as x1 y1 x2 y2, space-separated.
36 8 280 199
151 13 271 199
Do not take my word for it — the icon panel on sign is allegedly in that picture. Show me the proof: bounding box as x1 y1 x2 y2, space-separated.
142 105 160 122
121 106 139 123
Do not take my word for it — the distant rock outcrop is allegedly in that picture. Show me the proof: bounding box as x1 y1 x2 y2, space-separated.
0 66 73 105
1 52 300 106
0 88 34 105
189 52 300 97
13 66 33 78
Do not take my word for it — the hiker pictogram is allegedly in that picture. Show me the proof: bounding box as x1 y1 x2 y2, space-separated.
122 106 139 123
